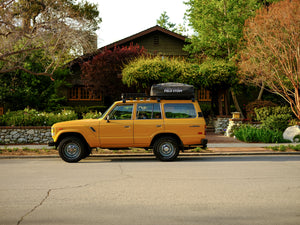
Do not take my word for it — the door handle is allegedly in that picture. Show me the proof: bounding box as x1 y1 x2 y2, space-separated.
156 125 162 127
124 125 130 128
190 125 200 127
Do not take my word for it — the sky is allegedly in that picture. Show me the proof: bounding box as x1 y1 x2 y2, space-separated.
91 0 189 48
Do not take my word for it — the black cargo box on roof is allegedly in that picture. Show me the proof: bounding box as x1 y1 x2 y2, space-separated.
150 83 194 99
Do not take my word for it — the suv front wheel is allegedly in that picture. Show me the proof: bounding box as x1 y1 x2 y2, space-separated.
153 136 179 161
58 136 85 163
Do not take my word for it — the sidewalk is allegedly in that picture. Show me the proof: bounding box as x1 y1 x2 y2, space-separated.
0 133 299 158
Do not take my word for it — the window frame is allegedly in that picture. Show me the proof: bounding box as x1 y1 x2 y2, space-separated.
68 86 102 101
136 103 162 120
164 103 197 119
108 104 133 120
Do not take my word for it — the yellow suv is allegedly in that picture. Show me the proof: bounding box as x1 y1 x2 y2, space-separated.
49 83 207 162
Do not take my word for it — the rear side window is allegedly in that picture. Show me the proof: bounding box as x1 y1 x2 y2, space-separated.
136 103 162 119
164 103 196 119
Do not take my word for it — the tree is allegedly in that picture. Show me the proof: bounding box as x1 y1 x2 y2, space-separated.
239 0 300 120
80 44 146 103
156 11 189 36
185 0 260 59
0 62 70 111
156 11 177 32
0 0 101 78
184 0 274 117
122 57 237 115
122 56 191 92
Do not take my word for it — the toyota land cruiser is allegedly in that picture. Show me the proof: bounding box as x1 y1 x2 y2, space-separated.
49 83 207 162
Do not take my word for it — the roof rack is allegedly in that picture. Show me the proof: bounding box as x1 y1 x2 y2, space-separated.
121 83 196 103
121 93 149 103
121 93 195 103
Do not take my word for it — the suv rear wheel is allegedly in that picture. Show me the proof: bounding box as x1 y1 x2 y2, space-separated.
58 136 85 163
153 136 179 161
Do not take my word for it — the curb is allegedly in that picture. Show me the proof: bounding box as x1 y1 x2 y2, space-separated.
1 151 299 159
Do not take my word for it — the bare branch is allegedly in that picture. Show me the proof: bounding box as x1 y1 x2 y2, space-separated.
239 0 300 120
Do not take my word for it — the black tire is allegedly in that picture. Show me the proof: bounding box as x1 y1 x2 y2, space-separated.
153 136 179 161
82 147 92 159
58 136 86 163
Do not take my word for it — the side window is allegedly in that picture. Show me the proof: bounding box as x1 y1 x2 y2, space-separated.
136 103 162 119
109 105 133 120
164 103 196 119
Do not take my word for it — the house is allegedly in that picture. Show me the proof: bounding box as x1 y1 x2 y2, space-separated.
66 25 211 108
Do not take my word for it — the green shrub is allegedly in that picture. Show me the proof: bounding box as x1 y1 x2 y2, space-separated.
82 111 102 119
234 125 289 143
261 114 292 131
255 106 292 122
254 106 293 131
88 106 107 113
0 108 78 126
245 100 277 121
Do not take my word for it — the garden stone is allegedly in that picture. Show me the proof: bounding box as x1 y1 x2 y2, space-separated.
17 138 27 143
283 125 300 142
27 129 35 135
10 131 18 136
13 133 21 139
33 137 41 142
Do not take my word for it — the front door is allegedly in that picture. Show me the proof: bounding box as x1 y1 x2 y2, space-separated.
99 104 134 148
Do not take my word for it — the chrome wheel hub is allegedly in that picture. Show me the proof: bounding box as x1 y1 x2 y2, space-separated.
65 143 80 158
160 143 174 157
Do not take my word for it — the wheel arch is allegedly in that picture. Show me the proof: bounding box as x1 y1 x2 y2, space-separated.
150 133 183 150
56 132 90 149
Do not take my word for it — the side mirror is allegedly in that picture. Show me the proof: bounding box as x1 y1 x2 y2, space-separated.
106 115 110 123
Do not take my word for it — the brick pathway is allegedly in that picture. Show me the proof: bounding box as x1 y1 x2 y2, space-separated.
207 133 242 143
206 133 271 153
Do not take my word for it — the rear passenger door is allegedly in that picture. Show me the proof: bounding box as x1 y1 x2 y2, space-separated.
163 103 204 145
134 103 163 146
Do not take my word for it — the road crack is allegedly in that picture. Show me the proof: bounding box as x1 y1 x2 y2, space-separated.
16 184 91 225
17 189 51 225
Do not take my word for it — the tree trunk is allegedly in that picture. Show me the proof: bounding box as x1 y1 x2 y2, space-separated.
257 82 265 100
231 89 244 119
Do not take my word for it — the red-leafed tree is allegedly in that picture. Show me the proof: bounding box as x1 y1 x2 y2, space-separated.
238 0 300 120
80 44 146 102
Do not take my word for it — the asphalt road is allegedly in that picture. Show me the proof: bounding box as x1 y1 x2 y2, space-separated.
1 156 300 225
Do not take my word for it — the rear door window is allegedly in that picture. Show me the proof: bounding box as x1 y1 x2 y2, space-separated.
164 103 196 119
136 103 162 119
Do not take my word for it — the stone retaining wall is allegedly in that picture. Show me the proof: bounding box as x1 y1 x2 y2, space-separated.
0 126 52 144
213 116 231 134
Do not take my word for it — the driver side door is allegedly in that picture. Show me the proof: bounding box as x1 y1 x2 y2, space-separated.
99 104 134 148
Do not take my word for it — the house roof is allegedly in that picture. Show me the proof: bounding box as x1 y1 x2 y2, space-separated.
69 25 187 68
101 25 186 50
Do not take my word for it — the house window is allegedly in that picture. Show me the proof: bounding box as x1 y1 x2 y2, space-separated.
197 88 225 101
198 88 211 101
69 86 102 101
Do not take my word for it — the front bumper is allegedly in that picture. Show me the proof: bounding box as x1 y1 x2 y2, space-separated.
48 141 55 147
